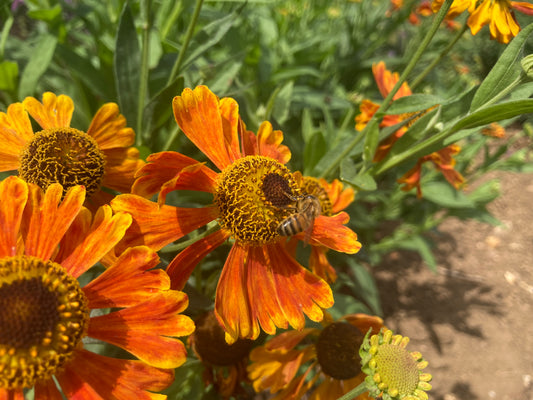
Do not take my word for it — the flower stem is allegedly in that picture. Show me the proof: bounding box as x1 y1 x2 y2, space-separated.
336 382 368 400
160 223 221 253
410 20 469 91
318 0 454 179
136 0 152 147
167 0 204 85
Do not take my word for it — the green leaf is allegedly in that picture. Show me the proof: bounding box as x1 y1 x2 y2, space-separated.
470 22 533 112
396 236 437 272
422 181 474 208
18 34 57 98
114 3 140 130
449 99 533 138
0 61 18 91
27 4 62 22
385 94 442 115
340 158 377 191
301 108 314 143
142 76 184 142
362 121 380 165
303 131 327 174
55 45 115 99
271 81 293 125
181 11 239 71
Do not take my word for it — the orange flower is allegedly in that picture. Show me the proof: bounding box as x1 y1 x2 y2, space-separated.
0 176 194 399
355 62 413 162
0 92 144 211
111 86 361 343
388 0 433 25
398 144 466 197
356 62 465 196
481 122 506 138
432 0 533 43
247 313 384 399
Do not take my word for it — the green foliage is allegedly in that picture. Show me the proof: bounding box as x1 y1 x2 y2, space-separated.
2 0 533 398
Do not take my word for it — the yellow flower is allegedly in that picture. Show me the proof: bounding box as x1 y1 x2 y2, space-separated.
360 328 432 400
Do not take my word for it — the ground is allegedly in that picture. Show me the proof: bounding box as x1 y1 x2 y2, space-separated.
375 170 533 400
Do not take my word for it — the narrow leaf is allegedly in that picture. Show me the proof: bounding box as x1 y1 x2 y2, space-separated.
470 22 533 111
114 3 140 129
385 94 442 114
18 34 57 98
0 61 18 91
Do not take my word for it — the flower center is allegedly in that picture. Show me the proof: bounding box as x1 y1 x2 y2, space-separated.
316 322 363 380
373 343 419 396
300 177 333 216
0 255 89 390
192 312 254 366
19 127 106 197
214 155 300 245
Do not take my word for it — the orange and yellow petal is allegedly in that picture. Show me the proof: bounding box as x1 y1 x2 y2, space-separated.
87 103 135 149
59 205 132 278
512 1 533 15
0 176 28 257
468 0 519 43
166 228 230 290
88 291 194 369
22 92 74 130
265 328 317 352
132 151 218 199
432 0 476 18
255 121 292 164
343 313 385 334
0 103 33 171
248 345 315 393
83 246 169 308
215 243 334 343
310 213 362 254
355 100 379 131
173 86 235 171
218 96 242 162
23 183 86 260
309 245 337 283
321 178 355 214
373 61 411 100
55 349 173 400
398 160 424 197
111 194 219 251
101 146 145 193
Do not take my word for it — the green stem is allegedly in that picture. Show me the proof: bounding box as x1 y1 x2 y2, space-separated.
167 0 204 85
336 382 368 400
477 74 523 108
136 0 152 147
318 0 454 179
410 20 469 91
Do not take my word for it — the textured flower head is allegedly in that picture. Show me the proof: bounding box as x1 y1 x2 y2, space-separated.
360 328 432 400
112 85 361 343
189 311 254 398
247 313 384 399
0 176 194 399
0 92 144 211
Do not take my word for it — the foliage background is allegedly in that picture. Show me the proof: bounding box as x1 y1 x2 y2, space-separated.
1 0 533 398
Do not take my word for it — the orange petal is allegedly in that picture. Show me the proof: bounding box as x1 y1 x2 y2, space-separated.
256 121 291 164
23 183 85 260
215 243 334 343
264 328 316 352
467 0 491 35
372 62 411 100
132 151 218 199
0 388 25 400
173 86 233 171
56 349 173 400
60 206 132 278
166 228 229 290
54 207 92 263
23 92 74 129
309 245 337 283
343 313 384 335
83 246 169 308
88 291 195 369
86 102 135 149
219 97 242 162
0 177 28 258
512 1 533 15
111 194 218 251
101 147 145 193
0 103 33 171
310 213 362 254
33 379 64 400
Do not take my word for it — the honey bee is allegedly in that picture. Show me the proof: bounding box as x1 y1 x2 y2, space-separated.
276 193 322 240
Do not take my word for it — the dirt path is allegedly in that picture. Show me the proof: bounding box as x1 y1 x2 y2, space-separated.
374 171 533 400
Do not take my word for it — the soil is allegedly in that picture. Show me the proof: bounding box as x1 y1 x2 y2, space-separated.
374 170 533 400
